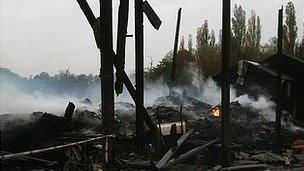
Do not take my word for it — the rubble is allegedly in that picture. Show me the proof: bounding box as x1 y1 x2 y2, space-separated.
1 96 304 170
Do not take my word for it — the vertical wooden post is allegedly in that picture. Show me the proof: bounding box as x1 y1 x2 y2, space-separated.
170 8 182 86
276 7 283 150
180 105 184 134
100 0 115 169
156 107 163 155
221 0 231 166
135 0 144 152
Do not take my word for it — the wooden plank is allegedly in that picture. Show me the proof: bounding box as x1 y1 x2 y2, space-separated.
156 130 195 169
142 1 162 30
221 164 268 171
163 138 220 168
0 134 115 160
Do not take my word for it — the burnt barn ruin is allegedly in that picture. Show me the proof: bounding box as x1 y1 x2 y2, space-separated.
1 0 304 171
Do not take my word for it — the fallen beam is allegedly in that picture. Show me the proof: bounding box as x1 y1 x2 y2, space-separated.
1 151 57 165
162 138 220 168
221 164 268 171
0 134 115 160
156 130 195 169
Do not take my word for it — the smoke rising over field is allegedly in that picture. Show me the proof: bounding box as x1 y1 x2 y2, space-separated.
0 67 275 120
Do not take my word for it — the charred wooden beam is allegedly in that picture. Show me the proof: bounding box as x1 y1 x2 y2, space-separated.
142 1 162 30
180 105 184 134
135 0 144 152
221 0 231 166
276 7 283 150
100 0 115 168
75 1 156 135
163 138 220 168
115 0 129 95
156 130 195 169
0 135 115 160
76 0 96 28
221 164 268 171
64 102 75 122
156 107 164 155
170 8 182 87
120 71 156 134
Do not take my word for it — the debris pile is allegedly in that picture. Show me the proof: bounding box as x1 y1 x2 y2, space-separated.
1 97 304 170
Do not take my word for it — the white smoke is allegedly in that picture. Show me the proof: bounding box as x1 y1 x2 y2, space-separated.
1 65 276 121
187 64 276 121
0 80 98 115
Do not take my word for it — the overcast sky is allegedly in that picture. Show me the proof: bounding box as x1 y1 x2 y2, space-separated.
0 0 303 77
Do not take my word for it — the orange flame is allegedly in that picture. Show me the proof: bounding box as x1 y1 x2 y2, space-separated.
212 107 220 117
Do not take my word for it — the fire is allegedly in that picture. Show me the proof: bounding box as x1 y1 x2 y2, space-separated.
212 107 220 117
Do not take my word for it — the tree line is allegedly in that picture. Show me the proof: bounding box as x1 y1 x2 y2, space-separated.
147 2 304 84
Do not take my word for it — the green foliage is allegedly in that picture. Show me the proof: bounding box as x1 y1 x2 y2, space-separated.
148 2 303 82
147 51 173 81
197 20 210 47
245 11 261 61
284 2 298 56
188 34 194 54
232 4 246 60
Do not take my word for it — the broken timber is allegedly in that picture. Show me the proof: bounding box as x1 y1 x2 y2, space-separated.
115 0 129 95
76 0 156 135
0 134 115 160
156 130 195 169
221 164 268 171
170 8 182 88
142 1 162 30
162 138 221 168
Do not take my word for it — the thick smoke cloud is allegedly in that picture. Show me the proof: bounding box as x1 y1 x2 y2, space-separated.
0 67 275 121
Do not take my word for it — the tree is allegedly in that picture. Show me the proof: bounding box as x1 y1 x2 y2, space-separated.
180 36 185 50
245 10 261 60
232 4 246 60
295 23 304 59
197 20 210 47
284 2 298 56
147 51 173 81
210 30 216 47
188 34 193 54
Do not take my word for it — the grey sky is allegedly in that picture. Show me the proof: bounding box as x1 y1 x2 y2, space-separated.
0 0 303 77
